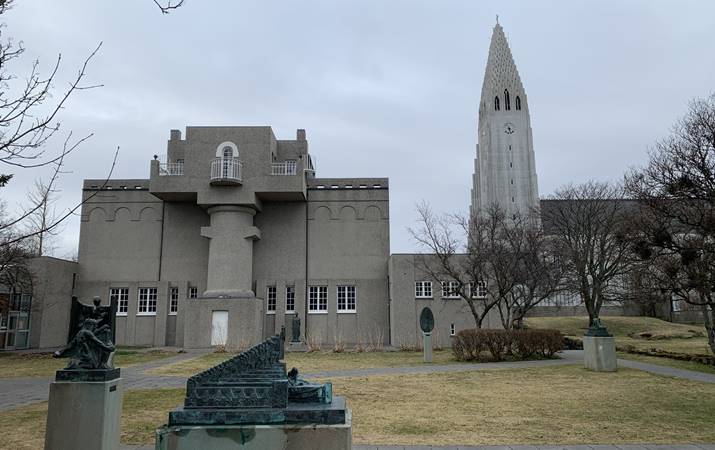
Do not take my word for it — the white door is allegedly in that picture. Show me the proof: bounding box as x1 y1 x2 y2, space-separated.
211 310 228 346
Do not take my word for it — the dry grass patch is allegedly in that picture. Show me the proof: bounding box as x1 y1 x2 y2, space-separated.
618 352 715 375
329 365 715 445
149 350 457 377
2 365 714 447
526 316 711 355
0 349 178 379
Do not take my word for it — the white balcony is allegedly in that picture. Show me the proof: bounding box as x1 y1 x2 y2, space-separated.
158 162 184 176
271 160 297 176
210 157 243 185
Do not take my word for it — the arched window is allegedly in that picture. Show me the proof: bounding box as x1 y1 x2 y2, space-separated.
515 96 521 110
222 146 233 159
494 96 500 111
504 89 511 110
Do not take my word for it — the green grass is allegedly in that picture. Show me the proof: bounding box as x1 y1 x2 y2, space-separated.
0 349 178 378
526 316 711 355
149 349 459 377
3 365 715 448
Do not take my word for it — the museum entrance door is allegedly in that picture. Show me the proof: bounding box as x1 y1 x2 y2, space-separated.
0 294 31 350
211 310 228 347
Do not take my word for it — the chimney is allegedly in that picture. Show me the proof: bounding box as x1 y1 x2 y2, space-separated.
296 129 306 141
170 129 181 141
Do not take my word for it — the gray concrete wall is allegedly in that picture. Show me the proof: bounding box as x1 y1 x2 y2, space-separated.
27 257 77 349
388 254 501 349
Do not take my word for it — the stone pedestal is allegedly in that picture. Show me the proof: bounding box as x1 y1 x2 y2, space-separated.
423 332 433 363
44 377 123 450
156 410 352 450
583 335 617 372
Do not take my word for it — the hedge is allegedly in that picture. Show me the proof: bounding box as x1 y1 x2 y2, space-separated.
452 328 564 362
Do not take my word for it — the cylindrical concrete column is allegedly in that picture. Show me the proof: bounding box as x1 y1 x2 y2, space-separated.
201 205 259 298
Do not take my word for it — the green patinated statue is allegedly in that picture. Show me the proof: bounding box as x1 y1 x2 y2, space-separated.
54 317 116 369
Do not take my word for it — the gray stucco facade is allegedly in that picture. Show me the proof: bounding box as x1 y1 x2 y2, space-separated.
75 127 390 348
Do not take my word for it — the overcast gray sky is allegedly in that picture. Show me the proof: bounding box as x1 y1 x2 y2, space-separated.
3 0 714 257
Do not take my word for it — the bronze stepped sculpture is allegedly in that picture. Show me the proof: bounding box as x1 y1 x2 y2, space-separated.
168 335 345 426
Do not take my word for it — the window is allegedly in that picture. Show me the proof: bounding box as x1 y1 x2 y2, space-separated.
169 287 178 315
345 185 353 189
188 286 198 299
515 96 521 110
494 96 500 110
415 281 433 298
138 287 157 315
266 286 277 314
359 184 367 189
510 162 513 168
285 286 295 313
441 281 460 298
671 294 682 312
331 185 339 189
504 89 511 110
316 185 325 189
373 184 381 188
308 286 328 313
110 288 129 315
472 281 487 299
450 323 456 336
337 285 356 313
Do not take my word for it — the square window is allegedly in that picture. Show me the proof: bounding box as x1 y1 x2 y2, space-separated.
286 286 295 313
337 285 356 313
266 286 277 314
415 281 433 298
138 287 157 315
169 287 179 315
110 288 129 315
308 286 328 313
471 281 487 299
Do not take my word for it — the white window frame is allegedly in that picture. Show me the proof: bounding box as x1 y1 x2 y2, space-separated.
450 323 456 336
285 286 295 314
415 281 433 298
441 281 460 299
137 287 157 316
308 286 328 314
266 286 277 314
337 285 356 313
188 286 198 299
169 287 178 315
111 287 129 316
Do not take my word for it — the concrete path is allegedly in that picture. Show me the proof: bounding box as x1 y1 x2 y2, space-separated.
120 444 715 450
2 350 715 412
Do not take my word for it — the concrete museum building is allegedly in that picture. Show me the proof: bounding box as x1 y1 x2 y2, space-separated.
0 22 542 350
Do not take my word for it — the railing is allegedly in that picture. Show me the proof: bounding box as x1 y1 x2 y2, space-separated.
210 157 242 183
158 162 184 176
271 160 297 176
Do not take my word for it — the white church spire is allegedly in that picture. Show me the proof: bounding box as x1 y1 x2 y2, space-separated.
471 21 539 220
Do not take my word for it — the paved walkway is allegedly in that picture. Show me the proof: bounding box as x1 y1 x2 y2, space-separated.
120 444 715 450
2 350 715 412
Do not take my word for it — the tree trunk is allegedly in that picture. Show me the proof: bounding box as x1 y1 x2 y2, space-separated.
702 305 715 356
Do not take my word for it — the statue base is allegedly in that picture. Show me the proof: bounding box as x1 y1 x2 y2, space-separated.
56 368 121 382
422 332 433 363
44 376 123 450
583 335 617 372
156 409 352 450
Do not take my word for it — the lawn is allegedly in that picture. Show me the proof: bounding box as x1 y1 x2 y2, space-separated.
618 352 715 375
2 365 715 448
526 316 711 355
0 349 178 378
149 349 458 377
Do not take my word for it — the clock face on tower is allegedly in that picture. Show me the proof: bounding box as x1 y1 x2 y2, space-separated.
504 123 515 134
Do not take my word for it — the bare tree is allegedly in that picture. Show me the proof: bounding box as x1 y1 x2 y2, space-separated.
542 181 636 327
23 179 62 257
410 203 561 329
625 94 715 355
153 0 185 14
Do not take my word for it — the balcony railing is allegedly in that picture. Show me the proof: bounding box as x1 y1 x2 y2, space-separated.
158 162 184 176
210 157 242 185
271 160 297 176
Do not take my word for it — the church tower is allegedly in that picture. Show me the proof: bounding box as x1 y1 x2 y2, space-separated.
470 21 539 220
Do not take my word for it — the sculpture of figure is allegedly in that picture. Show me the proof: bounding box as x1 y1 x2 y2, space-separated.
291 314 301 342
55 296 116 370
287 367 330 403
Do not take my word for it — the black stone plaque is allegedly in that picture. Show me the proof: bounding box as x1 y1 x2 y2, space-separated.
419 307 434 333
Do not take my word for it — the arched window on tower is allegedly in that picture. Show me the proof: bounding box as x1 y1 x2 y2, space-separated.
515 96 521 110
504 89 511 110
494 96 500 111
222 146 234 178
